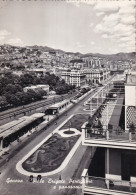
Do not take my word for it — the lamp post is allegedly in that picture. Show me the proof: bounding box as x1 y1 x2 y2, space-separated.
106 103 109 140
61 95 63 101
47 114 49 121
69 122 71 131
90 99 92 116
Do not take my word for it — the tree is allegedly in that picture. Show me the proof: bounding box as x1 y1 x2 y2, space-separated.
6 94 19 107
3 84 23 95
0 96 8 108
37 89 47 97
56 86 65 95
26 89 38 102
19 73 35 87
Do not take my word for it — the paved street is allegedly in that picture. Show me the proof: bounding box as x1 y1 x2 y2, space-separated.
0 78 114 195
0 89 96 195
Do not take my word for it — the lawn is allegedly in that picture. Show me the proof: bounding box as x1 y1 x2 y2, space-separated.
60 114 89 131
22 114 89 173
22 133 79 173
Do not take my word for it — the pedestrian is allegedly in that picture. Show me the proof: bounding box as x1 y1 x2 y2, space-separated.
29 175 33 182
17 137 19 142
37 175 42 181
59 175 61 180
6 158 9 163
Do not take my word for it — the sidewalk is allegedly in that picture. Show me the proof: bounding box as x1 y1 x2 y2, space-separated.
0 90 92 167
0 103 72 156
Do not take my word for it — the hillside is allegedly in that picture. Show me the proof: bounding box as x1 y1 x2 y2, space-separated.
0 44 136 61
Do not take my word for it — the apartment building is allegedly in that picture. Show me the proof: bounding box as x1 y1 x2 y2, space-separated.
81 72 136 195
85 68 110 84
61 69 86 87
125 72 136 131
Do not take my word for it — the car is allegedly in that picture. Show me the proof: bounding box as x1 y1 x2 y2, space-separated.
43 96 47 99
113 94 117 98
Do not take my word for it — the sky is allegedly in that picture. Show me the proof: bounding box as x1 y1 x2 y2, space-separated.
0 0 135 54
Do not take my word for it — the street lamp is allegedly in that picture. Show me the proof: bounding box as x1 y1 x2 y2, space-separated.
69 122 72 131
47 114 49 121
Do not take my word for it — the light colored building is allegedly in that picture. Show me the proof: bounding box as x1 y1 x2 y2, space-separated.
61 68 110 87
61 69 86 87
81 73 136 195
25 68 47 77
83 68 110 84
24 84 49 94
125 72 136 131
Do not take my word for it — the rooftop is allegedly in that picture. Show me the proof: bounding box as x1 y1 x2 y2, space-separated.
48 99 69 109
126 73 136 84
0 113 44 138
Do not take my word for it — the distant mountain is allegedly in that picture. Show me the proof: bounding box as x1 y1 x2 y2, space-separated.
1 44 136 61
27 45 55 52
81 52 136 61
102 52 136 61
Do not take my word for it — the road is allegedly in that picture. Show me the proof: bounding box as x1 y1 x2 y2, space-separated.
0 77 114 195
0 89 97 195
0 75 114 125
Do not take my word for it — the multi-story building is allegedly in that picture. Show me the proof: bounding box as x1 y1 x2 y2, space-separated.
82 57 101 69
61 67 110 87
61 69 86 87
81 72 136 195
85 68 110 84
25 68 47 77
125 72 136 131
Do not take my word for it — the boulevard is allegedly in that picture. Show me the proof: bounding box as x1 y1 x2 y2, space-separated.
0 87 98 195
0 77 114 195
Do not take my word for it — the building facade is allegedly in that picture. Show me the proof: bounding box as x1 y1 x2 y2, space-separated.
81 72 136 195
85 68 110 84
61 69 86 87
125 72 136 131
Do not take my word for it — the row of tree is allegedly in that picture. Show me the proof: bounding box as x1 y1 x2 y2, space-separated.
0 88 47 110
0 72 75 110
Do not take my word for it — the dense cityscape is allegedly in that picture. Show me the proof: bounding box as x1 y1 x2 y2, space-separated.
0 44 135 110
0 0 136 195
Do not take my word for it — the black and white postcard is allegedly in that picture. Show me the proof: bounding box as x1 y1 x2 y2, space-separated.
0 0 136 195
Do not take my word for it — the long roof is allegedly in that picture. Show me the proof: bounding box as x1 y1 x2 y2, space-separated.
48 99 69 109
0 113 44 138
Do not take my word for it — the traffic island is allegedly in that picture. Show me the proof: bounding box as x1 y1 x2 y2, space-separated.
59 114 90 132
16 114 89 176
57 128 81 138
22 133 79 173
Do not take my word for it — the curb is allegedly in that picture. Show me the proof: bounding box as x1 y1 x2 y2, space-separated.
0 90 92 168
16 136 81 177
